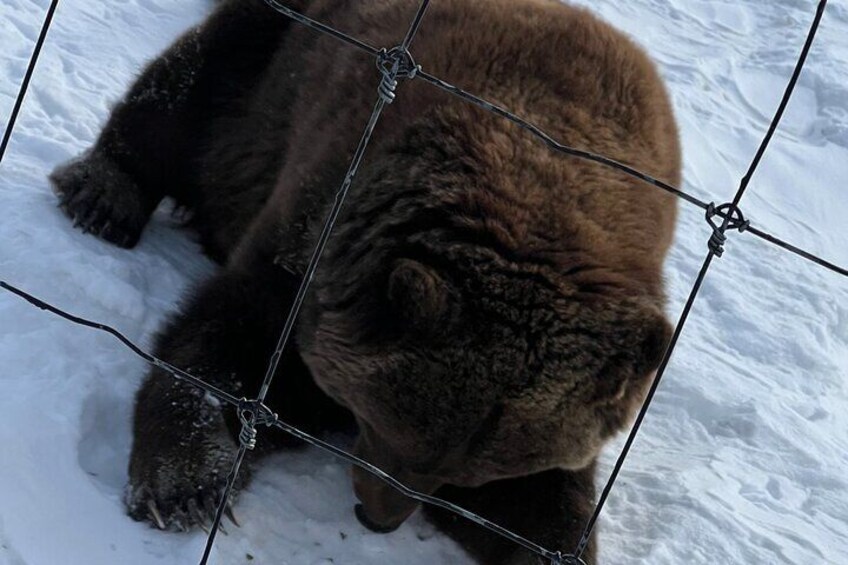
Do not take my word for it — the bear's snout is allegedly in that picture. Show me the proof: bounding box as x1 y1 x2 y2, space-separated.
352 428 444 532
352 464 443 533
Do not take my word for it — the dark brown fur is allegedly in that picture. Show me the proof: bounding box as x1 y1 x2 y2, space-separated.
50 0 680 563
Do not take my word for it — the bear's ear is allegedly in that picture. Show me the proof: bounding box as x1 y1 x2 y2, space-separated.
631 305 673 376
588 300 672 404
388 259 452 334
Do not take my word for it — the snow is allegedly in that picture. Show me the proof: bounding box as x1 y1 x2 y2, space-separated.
0 0 846 564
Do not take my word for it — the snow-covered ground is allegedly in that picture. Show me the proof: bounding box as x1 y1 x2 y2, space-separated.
0 0 846 563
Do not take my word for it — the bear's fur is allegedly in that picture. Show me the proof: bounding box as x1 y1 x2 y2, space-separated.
50 0 680 562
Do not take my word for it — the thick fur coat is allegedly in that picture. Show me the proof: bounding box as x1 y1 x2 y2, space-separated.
50 0 680 563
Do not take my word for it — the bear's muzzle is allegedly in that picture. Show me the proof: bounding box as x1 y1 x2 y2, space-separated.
352 464 443 532
352 427 444 532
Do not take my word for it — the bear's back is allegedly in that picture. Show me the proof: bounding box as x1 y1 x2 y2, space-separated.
243 0 679 301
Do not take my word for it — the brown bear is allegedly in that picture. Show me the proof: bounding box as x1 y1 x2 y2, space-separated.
49 0 680 563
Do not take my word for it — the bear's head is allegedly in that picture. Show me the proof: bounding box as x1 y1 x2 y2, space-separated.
298 251 671 531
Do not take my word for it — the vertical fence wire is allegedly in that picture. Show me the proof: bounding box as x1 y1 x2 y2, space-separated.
0 0 61 166
200 2 433 562
574 2 828 556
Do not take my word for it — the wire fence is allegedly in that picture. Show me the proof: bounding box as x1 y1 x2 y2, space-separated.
0 0 843 563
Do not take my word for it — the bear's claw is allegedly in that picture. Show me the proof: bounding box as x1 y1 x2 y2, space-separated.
131 485 239 533
224 503 240 527
147 499 167 530
50 151 151 248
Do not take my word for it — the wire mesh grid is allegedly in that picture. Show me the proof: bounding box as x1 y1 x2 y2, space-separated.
0 0 842 563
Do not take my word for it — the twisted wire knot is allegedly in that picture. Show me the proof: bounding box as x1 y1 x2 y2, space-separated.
237 399 279 450
376 46 420 104
705 202 749 257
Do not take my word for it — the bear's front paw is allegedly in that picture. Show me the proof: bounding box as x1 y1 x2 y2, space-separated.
50 151 153 248
125 426 244 532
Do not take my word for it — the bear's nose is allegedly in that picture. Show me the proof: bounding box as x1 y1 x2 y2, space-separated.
355 502 401 533
351 427 443 532
352 464 442 533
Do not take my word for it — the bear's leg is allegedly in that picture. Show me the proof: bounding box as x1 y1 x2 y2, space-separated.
126 260 352 530
424 465 598 565
50 0 296 249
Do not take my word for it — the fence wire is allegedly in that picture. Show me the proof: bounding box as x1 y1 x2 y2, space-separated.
0 0 843 563
0 0 60 166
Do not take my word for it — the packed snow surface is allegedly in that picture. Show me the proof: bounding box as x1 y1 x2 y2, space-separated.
1 0 846 563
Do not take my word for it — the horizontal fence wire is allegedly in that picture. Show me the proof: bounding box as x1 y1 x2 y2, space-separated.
744 224 846 276
264 0 380 56
0 0 841 563
270 418 561 561
414 70 847 279
0 281 241 408
259 0 845 279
